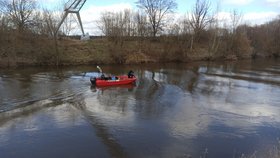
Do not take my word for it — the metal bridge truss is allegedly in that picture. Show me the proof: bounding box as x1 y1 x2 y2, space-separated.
56 0 87 36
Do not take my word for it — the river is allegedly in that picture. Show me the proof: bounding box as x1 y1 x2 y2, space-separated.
0 59 279 158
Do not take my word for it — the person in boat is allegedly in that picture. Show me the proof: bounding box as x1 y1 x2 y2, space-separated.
128 70 135 78
97 66 110 80
111 76 119 80
100 74 112 80
97 66 104 79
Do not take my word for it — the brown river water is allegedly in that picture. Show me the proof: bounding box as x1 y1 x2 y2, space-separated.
0 59 279 158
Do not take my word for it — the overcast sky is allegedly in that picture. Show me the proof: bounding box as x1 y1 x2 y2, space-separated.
40 0 280 35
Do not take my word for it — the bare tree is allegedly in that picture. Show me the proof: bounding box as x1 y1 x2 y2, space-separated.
97 12 112 36
228 10 243 55
270 16 280 58
230 10 242 34
60 14 76 36
247 16 280 58
207 2 221 58
189 0 212 41
98 11 123 38
135 11 148 37
43 9 62 65
136 0 177 37
0 0 37 32
42 9 59 37
180 16 192 35
98 9 140 38
0 12 7 30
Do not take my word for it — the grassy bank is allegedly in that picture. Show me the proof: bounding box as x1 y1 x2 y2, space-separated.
0 34 260 68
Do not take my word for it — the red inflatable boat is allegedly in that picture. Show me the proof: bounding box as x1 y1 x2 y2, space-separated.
90 75 136 87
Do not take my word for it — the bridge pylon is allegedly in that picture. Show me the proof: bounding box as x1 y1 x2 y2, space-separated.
56 0 87 36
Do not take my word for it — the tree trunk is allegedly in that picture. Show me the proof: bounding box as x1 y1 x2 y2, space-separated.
190 35 194 51
54 37 59 66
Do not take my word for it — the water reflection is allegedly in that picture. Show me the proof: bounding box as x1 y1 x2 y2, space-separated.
66 90 128 158
0 60 280 157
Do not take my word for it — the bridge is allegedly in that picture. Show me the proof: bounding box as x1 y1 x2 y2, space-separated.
56 0 87 36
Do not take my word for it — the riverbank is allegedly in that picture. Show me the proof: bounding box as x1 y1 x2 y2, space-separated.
0 35 273 68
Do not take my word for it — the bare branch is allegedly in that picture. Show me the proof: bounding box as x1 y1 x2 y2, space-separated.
189 0 212 40
136 0 177 37
0 0 37 32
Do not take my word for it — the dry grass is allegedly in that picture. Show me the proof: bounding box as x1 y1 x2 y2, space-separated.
0 34 255 67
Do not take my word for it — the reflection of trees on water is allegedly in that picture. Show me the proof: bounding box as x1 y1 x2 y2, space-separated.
202 60 280 88
147 66 200 93
95 86 135 114
190 61 280 123
196 61 280 103
0 68 83 122
125 67 201 118
70 93 128 158
0 90 128 158
1 61 280 157
0 67 91 111
134 70 164 117
0 99 64 127
194 63 234 95
0 67 130 158
90 64 208 120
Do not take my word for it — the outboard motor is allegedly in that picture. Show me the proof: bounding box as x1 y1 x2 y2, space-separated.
128 70 135 78
90 77 96 85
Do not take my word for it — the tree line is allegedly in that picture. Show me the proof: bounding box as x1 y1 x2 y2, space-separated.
0 0 76 66
97 0 280 60
0 0 279 66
